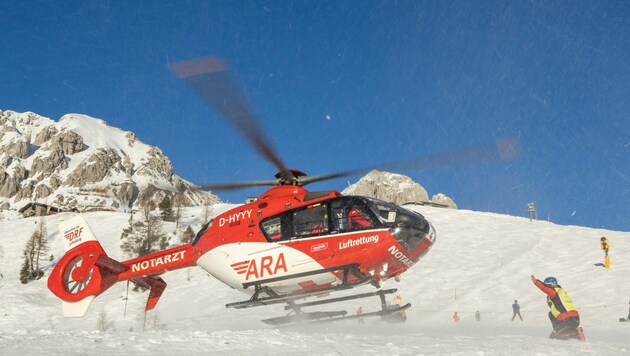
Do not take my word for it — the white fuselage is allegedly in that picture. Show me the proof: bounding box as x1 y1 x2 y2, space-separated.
196 242 340 295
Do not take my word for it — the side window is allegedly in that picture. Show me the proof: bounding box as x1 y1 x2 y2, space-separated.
292 203 329 237
261 217 282 241
331 198 376 233
366 201 398 227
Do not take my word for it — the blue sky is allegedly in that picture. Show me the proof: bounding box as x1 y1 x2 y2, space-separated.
2 1 629 231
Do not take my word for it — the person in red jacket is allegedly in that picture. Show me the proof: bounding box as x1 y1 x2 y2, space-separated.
531 275 585 341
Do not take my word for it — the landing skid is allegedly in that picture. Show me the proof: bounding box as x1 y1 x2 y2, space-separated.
282 288 399 311
225 263 410 325
271 287 409 325
261 287 407 326
262 303 411 326
262 310 348 325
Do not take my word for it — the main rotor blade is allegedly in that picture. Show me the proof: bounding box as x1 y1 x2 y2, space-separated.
367 136 521 173
202 137 521 191
198 179 279 192
169 56 288 176
298 137 522 186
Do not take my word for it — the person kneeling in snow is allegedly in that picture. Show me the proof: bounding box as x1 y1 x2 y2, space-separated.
531 275 585 341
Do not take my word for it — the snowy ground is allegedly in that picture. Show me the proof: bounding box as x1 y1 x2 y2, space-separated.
0 205 628 355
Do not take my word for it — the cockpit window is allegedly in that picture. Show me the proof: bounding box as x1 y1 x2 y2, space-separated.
365 200 399 227
192 219 213 246
331 198 377 233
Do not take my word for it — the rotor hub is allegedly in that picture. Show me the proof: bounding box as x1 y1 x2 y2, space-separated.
275 169 307 186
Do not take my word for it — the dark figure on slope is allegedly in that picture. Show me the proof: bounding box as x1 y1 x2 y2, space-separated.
531 275 585 341
622 300 630 322
512 300 523 321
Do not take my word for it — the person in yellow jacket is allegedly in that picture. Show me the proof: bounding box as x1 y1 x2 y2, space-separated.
531 275 585 341
600 237 611 268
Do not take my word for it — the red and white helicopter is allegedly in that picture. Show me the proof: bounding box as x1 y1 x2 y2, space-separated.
48 57 520 324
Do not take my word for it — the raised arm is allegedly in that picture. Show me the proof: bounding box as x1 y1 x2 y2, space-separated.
531 275 557 297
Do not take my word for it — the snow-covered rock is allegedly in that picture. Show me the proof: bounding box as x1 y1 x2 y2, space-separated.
0 110 219 212
431 193 458 209
342 169 457 208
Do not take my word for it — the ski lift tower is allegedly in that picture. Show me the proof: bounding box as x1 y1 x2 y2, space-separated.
527 202 537 222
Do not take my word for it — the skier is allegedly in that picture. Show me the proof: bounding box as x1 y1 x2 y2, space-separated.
390 293 407 323
356 306 364 324
475 310 481 322
531 275 585 341
453 312 460 322
512 300 523 321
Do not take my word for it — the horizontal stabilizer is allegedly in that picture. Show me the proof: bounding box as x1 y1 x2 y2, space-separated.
62 296 95 318
96 254 129 274
131 276 168 311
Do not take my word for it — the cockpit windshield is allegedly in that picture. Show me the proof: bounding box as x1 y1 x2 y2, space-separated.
362 197 431 250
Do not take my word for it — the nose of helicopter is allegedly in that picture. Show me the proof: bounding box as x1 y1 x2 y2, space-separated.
388 209 435 254
409 220 436 262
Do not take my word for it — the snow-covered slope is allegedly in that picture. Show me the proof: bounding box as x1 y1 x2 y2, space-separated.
0 110 219 212
0 207 628 354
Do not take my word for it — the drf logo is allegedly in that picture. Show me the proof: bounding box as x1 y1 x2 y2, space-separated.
64 226 84 244
231 253 288 281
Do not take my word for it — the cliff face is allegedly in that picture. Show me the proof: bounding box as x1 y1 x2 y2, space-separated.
0 110 219 212
342 169 457 208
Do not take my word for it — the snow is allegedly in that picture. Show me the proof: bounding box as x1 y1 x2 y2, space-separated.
0 206 629 354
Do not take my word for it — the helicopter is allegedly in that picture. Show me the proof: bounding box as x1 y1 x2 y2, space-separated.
47 57 520 324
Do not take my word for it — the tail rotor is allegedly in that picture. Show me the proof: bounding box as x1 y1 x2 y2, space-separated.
64 255 93 294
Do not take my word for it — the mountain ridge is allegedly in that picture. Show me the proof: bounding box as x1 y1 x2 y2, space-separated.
0 110 219 212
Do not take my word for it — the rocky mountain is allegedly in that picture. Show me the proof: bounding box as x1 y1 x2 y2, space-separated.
342 169 457 209
0 110 219 213
430 193 458 209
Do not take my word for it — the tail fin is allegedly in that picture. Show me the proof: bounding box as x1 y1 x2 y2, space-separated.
48 214 128 317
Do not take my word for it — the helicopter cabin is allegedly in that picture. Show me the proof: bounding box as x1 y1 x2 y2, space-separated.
259 196 431 252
